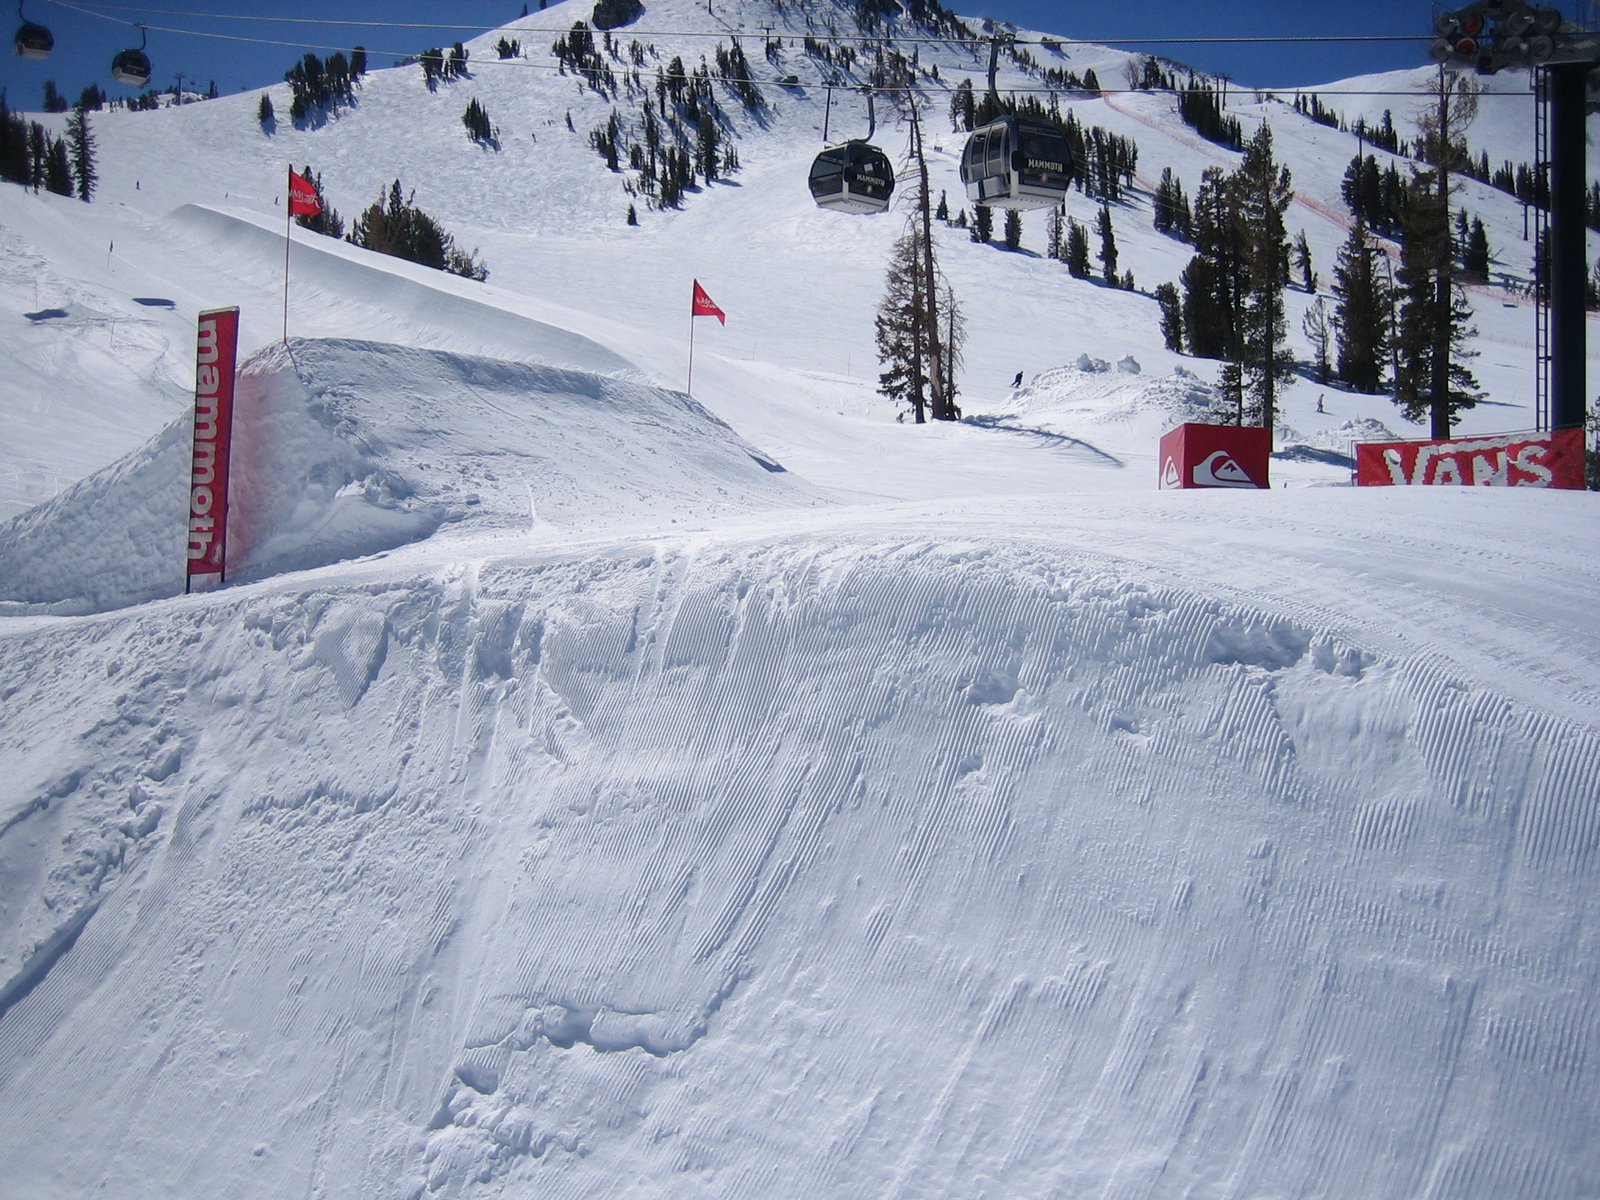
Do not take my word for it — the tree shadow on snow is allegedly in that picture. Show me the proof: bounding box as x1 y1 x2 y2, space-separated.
964 414 1125 468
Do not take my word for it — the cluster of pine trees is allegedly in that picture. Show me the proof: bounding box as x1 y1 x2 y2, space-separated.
1165 125 1294 427
345 179 488 281
0 95 96 202
566 30 763 212
283 50 365 123
418 44 470 91
463 97 497 146
1138 74 1496 440
38 81 107 115
1177 80 1243 151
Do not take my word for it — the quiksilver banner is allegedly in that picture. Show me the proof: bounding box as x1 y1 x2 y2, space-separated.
186 308 240 587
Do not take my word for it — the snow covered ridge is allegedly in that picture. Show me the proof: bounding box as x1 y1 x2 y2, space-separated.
0 337 822 615
0 528 1597 1196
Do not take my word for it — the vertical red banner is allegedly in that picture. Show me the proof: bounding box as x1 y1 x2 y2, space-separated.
186 308 240 587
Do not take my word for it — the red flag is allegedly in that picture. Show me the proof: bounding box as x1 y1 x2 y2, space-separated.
692 279 726 325
288 169 322 217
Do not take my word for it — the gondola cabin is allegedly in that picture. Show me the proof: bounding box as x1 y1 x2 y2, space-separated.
959 113 1074 212
14 20 52 59
808 140 895 215
111 47 151 87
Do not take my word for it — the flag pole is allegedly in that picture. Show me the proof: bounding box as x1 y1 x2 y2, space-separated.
687 291 697 397
282 166 292 344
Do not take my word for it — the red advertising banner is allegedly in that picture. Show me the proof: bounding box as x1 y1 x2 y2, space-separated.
186 308 240 586
1355 428 1585 489
1158 422 1271 490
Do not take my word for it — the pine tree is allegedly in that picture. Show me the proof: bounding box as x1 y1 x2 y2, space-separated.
45 135 72 196
1303 297 1332 383
877 228 935 421
1395 72 1480 438
28 122 46 191
464 98 496 145
1155 282 1184 352
1150 163 1194 242
1394 171 1478 428
65 104 96 202
971 203 992 245
1294 229 1316 292
0 92 29 186
1064 218 1090 279
1096 203 1117 284
1045 203 1064 261
696 111 718 182
1331 219 1390 393
875 103 960 424
258 94 275 130
1464 215 1490 280
1181 166 1243 362
1003 208 1022 252
1232 123 1294 428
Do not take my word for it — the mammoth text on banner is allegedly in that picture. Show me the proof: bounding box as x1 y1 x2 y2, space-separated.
186 308 240 590
1355 428 1585 489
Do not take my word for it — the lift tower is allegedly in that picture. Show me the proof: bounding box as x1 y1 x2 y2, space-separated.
1433 1 1599 433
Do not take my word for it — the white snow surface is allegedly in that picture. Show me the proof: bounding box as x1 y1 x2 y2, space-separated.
1 1 1598 1196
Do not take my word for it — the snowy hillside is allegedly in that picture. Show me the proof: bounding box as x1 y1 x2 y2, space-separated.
2 0 1598 1196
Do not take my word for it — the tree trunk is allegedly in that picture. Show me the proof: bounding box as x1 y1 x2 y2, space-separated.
911 106 949 421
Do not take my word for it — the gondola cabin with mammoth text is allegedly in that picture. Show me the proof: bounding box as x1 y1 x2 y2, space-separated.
809 140 895 214
960 112 1074 211
958 34 1075 212
809 87 895 216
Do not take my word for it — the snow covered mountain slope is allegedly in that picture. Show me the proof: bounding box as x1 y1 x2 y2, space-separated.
1 0 1598 1195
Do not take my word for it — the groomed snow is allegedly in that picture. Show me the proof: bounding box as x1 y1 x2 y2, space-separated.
1 1 1597 1196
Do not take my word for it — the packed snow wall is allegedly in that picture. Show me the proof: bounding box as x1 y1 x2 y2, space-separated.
0 532 1596 1199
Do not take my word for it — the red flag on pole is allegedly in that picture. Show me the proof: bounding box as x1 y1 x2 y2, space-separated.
692 279 726 325
288 169 322 216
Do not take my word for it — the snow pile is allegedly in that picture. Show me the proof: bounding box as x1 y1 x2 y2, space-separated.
987 361 1219 430
0 338 820 613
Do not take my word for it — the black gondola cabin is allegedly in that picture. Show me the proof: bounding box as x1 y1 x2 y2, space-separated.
959 113 1073 212
809 140 895 215
111 47 151 87
14 20 51 58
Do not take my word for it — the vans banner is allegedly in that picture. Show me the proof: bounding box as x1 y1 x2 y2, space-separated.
1355 428 1584 489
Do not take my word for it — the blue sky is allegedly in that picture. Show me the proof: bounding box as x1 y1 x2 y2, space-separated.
3 0 1588 108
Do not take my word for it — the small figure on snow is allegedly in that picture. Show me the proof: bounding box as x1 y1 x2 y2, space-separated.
1011 371 1023 389
1316 394 1326 414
